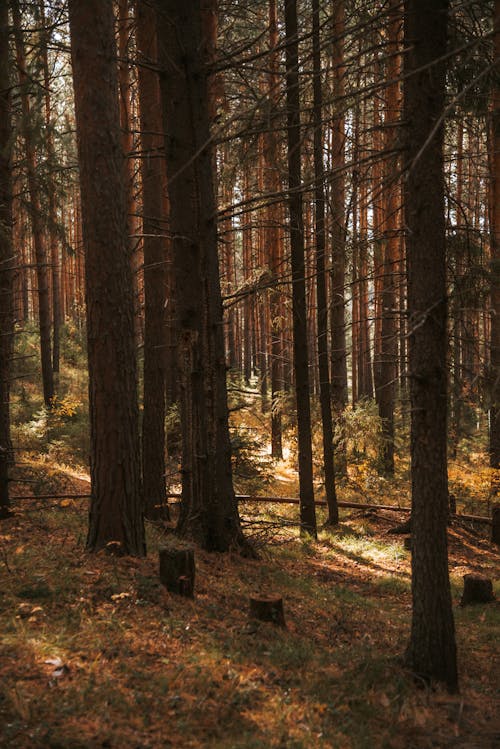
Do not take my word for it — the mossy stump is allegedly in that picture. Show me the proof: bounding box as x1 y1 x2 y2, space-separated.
460 574 495 606
249 595 286 627
159 546 195 597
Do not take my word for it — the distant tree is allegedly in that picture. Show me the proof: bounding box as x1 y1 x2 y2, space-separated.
39 1 62 376
403 0 458 690
0 1 14 519
12 0 54 406
156 0 251 553
68 0 145 555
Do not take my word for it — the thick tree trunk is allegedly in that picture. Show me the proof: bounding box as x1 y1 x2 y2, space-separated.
136 0 169 520
156 0 251 554
69 0 145 556
12 0 54 407
312 0 338 524
285 0 317 538
404 0 458 691
0 2 14 518
118 0 143 345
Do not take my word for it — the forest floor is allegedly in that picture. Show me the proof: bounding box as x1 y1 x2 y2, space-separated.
0 456 499 749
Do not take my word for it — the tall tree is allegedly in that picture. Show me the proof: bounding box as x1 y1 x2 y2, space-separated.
285 0 317 537
312 0 338 524
69 0 145 556
264 0 284 460
404 0 458 690
329 0 348 474
489 0 500 469
375 0 401 475
0 0 14 519
40 1 62 375
156 0 251 554
118 0 142 343
12 0 54 407
136 0 169 520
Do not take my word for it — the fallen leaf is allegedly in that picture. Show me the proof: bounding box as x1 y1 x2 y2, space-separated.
45 657 63 668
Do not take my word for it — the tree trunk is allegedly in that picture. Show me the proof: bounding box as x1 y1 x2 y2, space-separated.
264 0 283 460
69 0 145 556
312 0 338 524
136 0 169 521
156 0 251 554
285 0 317 538
118 0 143 345
12 0 54 407
403 0 458 691
330 0 348 418
0 1 14 518
375 0 401 475
40 2 62 376
489 0 500 469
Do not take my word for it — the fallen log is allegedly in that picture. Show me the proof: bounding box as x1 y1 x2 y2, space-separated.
10 492 493 526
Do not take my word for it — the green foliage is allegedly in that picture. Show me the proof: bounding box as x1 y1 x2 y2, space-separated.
230 425 273 493
335 398 385 467
10 324 89 468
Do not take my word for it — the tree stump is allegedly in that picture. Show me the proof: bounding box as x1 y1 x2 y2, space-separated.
448 493 456 515
388 518 412 535
460 574 495 606
492 505 500 546
159 546 195 597
249 595 286 627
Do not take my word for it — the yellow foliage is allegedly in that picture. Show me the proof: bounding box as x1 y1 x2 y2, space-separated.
49 395 80 419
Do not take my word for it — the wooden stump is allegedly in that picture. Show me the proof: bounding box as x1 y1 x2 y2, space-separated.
448 493 456 515
159 546 195 597
460 574 495 606
492 505 500 546
388 518 412 535
249 595 286 627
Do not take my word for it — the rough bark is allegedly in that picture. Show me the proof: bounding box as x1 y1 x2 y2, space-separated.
404 0 458 691
136 0 169 521
312 0 338 524
375 0 401 475
0 1 14 518
264 0 283 460
69 0 145 556
489 0 500 468
40 2 61 375
156 0 251 554
118 0 142 344
285 0 317 538
159 546 195 596
330 0 348 416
